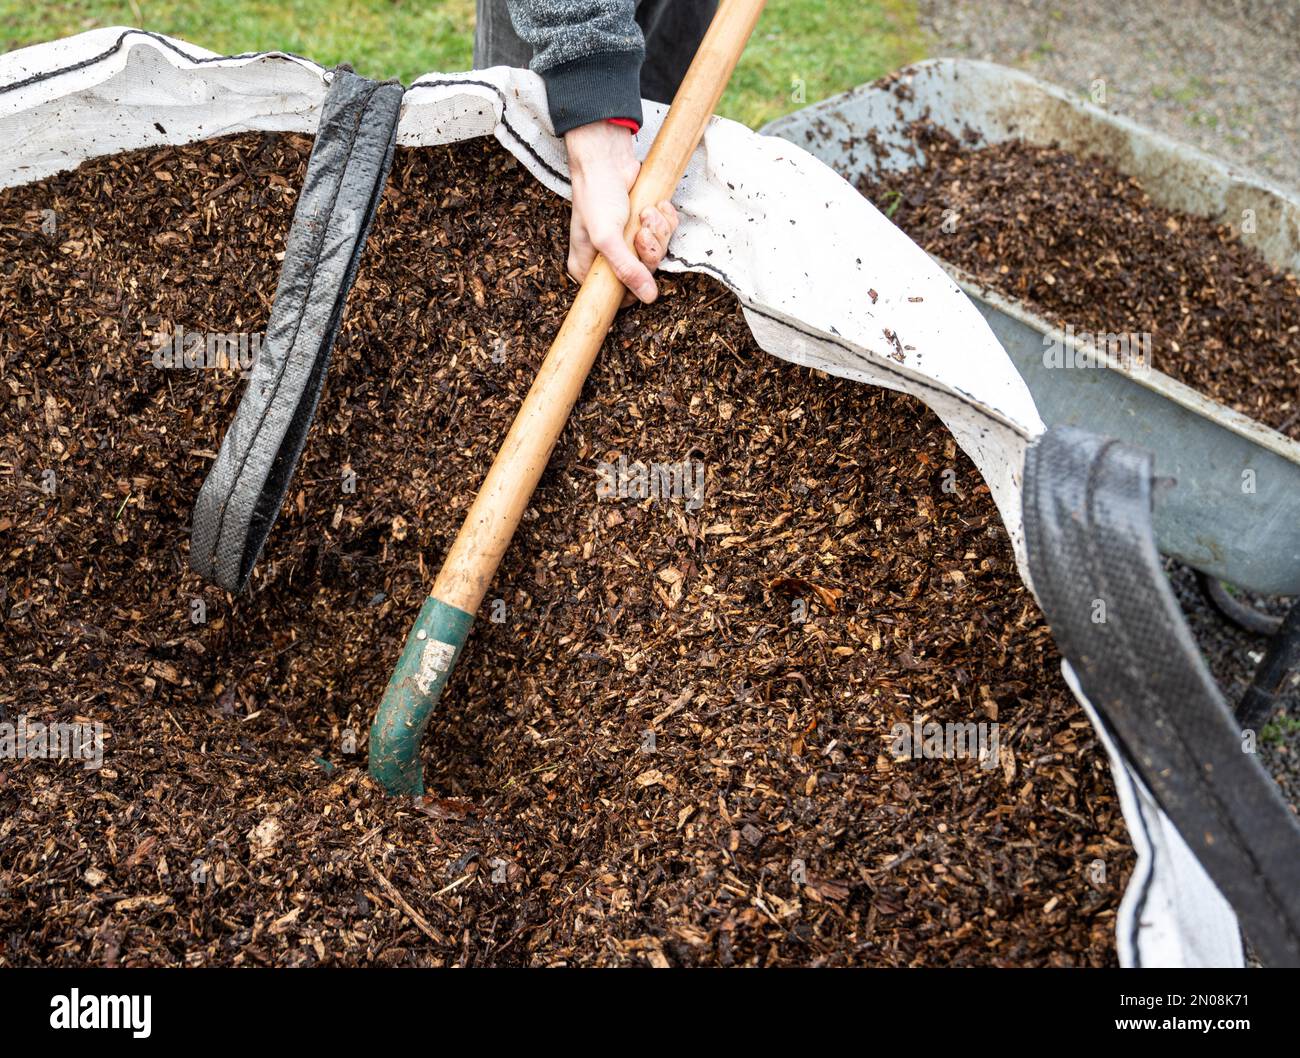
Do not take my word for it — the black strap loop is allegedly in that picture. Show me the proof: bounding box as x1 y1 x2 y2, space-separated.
1024 425 1300 966
190 67 403 592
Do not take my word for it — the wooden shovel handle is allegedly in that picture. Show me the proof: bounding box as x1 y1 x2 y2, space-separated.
370 0 766 796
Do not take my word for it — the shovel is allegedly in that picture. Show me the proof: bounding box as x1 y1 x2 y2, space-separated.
370 0 768 794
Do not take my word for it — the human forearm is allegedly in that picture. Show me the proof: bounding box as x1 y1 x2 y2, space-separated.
505 0 644 133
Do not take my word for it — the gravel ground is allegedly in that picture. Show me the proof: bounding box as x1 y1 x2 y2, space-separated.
1166 561 1297 967
916 0 1300 807
918 0 1300 191
1166 564 1300 809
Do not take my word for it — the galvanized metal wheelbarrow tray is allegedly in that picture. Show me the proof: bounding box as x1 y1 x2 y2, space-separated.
763 59 1300 596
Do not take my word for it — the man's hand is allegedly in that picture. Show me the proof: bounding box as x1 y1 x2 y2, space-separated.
564 120 679 305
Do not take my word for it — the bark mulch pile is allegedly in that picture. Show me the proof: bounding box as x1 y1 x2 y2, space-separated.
0 133 1130 967
856 120 1300 440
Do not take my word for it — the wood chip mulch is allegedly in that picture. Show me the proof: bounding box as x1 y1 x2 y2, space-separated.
0 133 1130 966
856 120 1300 439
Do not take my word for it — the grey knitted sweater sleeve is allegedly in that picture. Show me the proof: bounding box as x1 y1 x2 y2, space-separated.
505 1 645 135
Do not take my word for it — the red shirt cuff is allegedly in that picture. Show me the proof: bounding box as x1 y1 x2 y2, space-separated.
607 117 640 134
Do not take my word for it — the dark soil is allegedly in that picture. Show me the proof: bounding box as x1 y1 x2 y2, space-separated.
856 121 1300 439
0 133 1130 967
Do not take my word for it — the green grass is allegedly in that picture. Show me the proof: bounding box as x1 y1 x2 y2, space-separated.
0 0 478 85
1261 713 1300 746
0 0 925 128
718 0 925 127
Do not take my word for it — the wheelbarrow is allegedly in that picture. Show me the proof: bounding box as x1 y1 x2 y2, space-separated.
762 58 1300 598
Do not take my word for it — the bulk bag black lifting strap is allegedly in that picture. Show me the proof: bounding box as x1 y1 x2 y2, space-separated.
1024 426 1300 967
190 67 403 593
